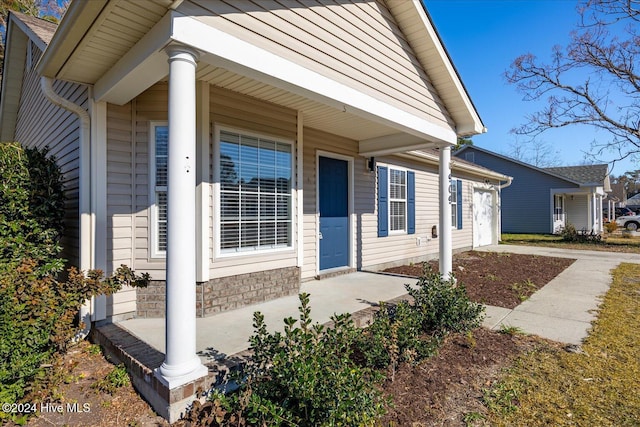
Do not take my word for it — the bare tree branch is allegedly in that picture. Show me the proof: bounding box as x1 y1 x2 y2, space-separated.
506 0 640 164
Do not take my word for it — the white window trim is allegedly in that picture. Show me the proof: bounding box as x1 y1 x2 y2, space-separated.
451 177 459 230
149 121 168 259
213 124 296 259
388 166 408 235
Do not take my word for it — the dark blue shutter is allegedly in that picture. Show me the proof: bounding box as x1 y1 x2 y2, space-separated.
377 166 388 237
407 171 415 235
456 179 463 230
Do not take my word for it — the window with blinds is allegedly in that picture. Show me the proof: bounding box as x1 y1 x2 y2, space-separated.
151 124 168 257
218 130 292 253
389 168 407 232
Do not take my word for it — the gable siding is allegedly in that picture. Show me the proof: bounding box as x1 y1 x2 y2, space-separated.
13 44 86 268
181 0 453 129
456 148 578 233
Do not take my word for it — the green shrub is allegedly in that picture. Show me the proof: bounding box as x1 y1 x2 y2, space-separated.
559 223 579 242
406 267 485 336
355 301 440 372
0 261 148 419
224 293 386 426
0 142 65 274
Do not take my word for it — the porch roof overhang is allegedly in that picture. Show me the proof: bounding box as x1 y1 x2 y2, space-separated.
399 150 511 183
36 0 484 156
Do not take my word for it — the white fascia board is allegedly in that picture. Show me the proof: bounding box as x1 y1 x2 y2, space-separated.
93 14 173 105
170 12 457 144
359 133 445 157
37 0 108 78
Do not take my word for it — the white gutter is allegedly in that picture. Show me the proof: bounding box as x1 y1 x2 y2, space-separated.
41 77 93 340
499 176 513 189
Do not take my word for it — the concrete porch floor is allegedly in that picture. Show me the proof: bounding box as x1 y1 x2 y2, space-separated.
118 271 415 365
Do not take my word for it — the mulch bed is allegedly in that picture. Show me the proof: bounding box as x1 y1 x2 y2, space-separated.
383 251 576 309
380 328 559 426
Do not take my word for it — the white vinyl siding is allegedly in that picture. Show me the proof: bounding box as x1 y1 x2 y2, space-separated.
106 102 136 318
361 158 474 271
14 51 86 268
108 83 298 281
389 168 407 233
565 195 590 231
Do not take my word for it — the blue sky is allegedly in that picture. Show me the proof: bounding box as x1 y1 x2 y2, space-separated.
425 0 637 176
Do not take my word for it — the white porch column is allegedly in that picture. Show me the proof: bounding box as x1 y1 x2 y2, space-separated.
156 46 207 388
438 145 453 278
592 193 597 231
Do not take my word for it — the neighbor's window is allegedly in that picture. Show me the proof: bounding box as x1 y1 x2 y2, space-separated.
151 123 168 257
389 168 407 232
218 129 292 253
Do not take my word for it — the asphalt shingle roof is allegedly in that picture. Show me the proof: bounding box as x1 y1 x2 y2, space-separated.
11 11 58 46
543 164 608 185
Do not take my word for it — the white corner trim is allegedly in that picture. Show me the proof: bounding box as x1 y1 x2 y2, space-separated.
170 12 457 144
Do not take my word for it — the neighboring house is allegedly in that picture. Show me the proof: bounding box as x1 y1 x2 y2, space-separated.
0 0 509 412
456 146 611 234
626 193 640 212
603 181 628 220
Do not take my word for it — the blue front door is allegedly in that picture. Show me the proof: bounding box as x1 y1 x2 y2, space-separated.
319 156 349 270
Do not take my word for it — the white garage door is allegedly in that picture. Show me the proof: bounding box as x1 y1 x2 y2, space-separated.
473 190 494 247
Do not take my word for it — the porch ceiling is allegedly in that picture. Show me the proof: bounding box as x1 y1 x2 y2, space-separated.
195 63 417 143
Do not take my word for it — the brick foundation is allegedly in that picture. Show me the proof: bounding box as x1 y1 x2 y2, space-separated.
136 266 301 318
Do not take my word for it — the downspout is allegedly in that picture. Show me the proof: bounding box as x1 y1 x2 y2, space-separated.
41 77 93 340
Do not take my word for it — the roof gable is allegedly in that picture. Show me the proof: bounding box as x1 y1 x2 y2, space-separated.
36 0 484 143
456 145 610 189
0 12 57 141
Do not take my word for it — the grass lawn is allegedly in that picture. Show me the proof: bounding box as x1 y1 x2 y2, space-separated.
484 263 640 426
502 233 640 253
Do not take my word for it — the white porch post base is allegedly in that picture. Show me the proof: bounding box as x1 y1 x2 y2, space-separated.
438 145 453 278
155 45 207 389
156 357 208 389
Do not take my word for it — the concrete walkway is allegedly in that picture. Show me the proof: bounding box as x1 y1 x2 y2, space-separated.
118 245 640 364
478 244 640 345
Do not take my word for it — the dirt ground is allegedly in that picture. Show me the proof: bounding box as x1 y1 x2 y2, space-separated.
19 250 574 426
383 251 576 309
